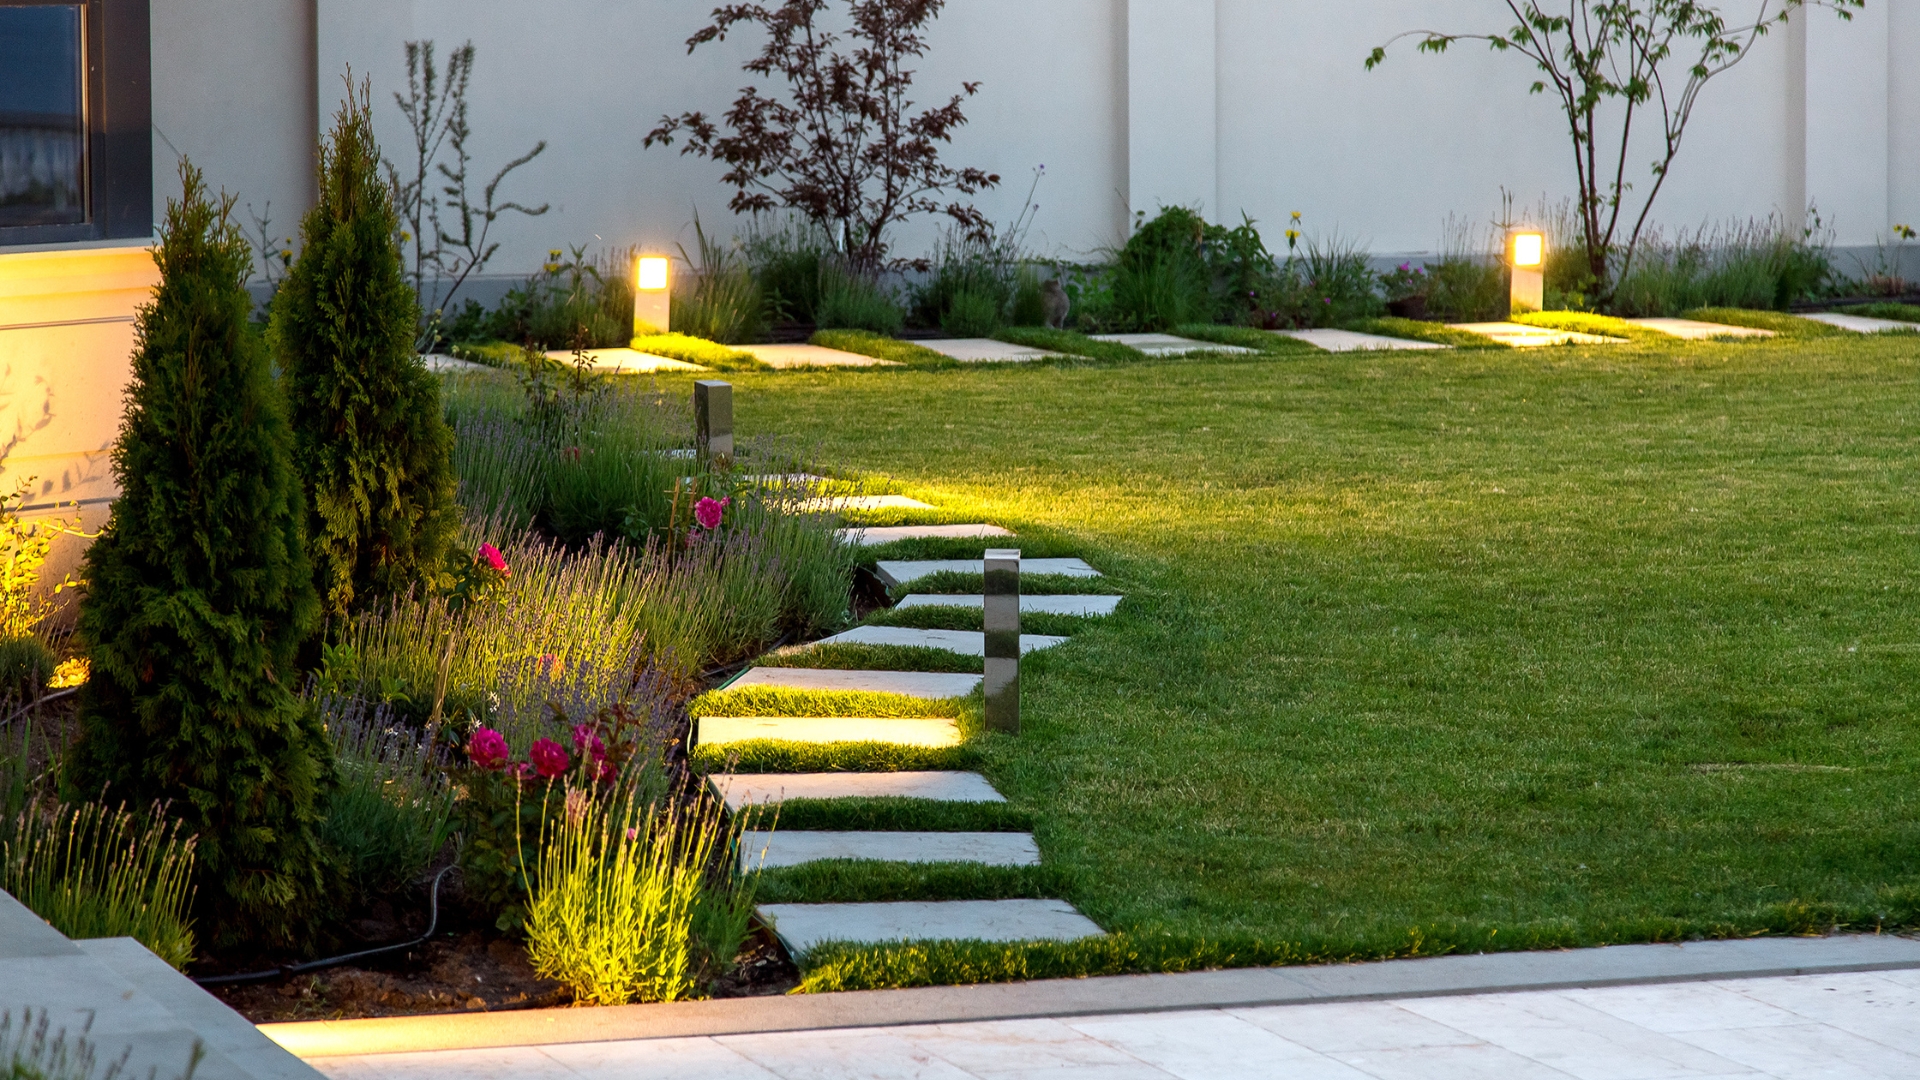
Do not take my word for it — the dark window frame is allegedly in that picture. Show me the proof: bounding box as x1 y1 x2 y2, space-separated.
0 0 149 247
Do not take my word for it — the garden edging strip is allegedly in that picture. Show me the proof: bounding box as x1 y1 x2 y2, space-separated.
262 933 1920 1059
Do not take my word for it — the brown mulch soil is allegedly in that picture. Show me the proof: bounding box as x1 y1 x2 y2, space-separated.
212 926 799 1023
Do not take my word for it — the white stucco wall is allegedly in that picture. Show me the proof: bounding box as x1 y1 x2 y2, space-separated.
133 0 1920 274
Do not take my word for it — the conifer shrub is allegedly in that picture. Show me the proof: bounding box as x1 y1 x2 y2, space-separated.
273 85 459 616
66 162 337 950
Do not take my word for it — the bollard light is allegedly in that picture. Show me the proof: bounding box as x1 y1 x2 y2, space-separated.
693 380 733 463
983 548 1021 734
634 254 671 337
1508 230 1546 315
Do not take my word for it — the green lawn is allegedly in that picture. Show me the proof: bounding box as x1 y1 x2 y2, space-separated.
666 334 1920 987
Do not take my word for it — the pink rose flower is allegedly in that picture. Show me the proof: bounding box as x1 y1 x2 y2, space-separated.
571 723 606 760
693 496 729 530
466 728 510 771
477 543 509 576
529 737 570 779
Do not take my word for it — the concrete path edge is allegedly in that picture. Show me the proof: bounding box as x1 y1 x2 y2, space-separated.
265 933 1920 1059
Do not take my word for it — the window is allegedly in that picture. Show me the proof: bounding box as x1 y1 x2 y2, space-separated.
0 0 148 246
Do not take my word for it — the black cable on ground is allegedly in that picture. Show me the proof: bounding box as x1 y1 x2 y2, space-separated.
192 864 454 987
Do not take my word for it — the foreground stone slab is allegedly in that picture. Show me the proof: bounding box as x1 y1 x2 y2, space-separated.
1802 311 1920 334
698 715 961 747
837 523 1014 545
1626 317 1775 340
896 593 1123 617
709 771 1005 810
1090 332 1253 355
1270 328 1447 352
742 831 1041 870
741 344 904 369
1450 322 1626 347
813 625 1067 656
876 557 1101 588
419 353 494 373
757 899 1104 956
797 494 936 513
727 667 982 698
544 347 710 373
916 338 1063 363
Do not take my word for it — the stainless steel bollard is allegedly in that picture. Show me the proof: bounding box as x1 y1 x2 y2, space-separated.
984 547 1020 734
694 380 734 463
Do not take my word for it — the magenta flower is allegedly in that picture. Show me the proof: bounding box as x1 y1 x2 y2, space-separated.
529 737 570 779
572 723 606 760
693 496 730 530
466 728 510 771
477 543 509 576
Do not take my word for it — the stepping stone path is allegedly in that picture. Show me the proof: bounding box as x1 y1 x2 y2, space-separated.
1449 322 1626 347
896 593 1123 617
1091 332 1254 355
1802 311 1919 334
704 519 1121 959
916 338 1064 363
546 347 708 373
758 900 1105 957
837 523 1014 545
796 494 935 513
875 557 1101 588
1270 328 1447 352
1627 317 1774 340
813 624 1067 655
740 343 904 369
420 353 494 373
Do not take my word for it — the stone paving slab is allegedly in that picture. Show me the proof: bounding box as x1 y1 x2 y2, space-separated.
544 347 709 372
419 353 494 373
741 344 904 369
836 523 1013 545
1627 317 1775 340
1802 311 1920 334
1090 332 1253 355
813 625 1067 656
709 771 1005 810
265 933 1920 1056
796 494 936 513
895 593 1123 617
742 831 1041 870
725 667 982 698
757 899 1105 957
697 715 962 748
875 558 1100 588
915 338 1063 363
1271 328 1447 352
1450 322 1626 347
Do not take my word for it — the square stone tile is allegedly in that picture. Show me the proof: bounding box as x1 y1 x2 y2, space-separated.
726 668 982 698
1071 1010 1372 1079
1625 318 1774 340
740 344 905 369
1271 328 1446 353
719 1028 979 1080
696 715 962 748
915 339 1064 363
741 830 1040 870
541 1036 784 1079
1229 1001 1480 1053
1800 312 1919 334
813 625 1066 656
1089 333 1253 355
894 594 1123 617
838 524 1014 545
755 899 1102 956
708 771 1004 810
1562 982 1803 1034
1449 322 1625 347
1399 992 1753 1079
875 558 1100 587
1668 1022 1920 1079
899 1017 1152 1074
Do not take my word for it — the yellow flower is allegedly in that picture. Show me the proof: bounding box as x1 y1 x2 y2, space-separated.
47 657 89 689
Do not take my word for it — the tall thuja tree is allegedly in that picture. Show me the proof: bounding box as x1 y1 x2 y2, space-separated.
67 162 334 948
275 83 459 617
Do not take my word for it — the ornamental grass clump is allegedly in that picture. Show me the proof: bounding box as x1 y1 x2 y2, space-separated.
0 798 197 969
66 162 336 949
318 695 454 902
273 83 459 617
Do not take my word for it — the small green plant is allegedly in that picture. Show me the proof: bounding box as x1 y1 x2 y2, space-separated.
940 288 1001 337
319 696 454 902
815 269 904 335
0 1008 203 1080
671 215 769 344
0 799 197 969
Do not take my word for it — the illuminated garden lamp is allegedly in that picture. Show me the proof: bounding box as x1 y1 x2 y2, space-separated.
1508 230 1546 315
634 254 671 337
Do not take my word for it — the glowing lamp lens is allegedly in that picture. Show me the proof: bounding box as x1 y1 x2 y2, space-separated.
1511 233 1545 268
637 256 669 291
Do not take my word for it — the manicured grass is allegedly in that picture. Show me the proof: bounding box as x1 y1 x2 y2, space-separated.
1850 302 1920 323
691 740 983 774
810 329 955 367
995 327 1147 363
631 332 766 370
863 605 1101 638
661 329 1920 985
689 685 969 719
755 861 1065 904
768 796 1035 832
1170 324 1324 354
756 642 985 675
888 571 1114 599
1683 308 1844 338
1347 316 1510 348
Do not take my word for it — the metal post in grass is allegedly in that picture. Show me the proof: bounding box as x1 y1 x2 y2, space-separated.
694 380 734 464
984 547 1020 734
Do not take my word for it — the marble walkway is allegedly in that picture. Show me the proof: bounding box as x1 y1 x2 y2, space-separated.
306 966 1920 1079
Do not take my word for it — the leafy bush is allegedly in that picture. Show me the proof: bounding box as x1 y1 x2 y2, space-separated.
1608 217 1838 316
68 162 335 950
1423 258 1507 322
0 798 197 969
1251 232 1381 328
815 269 904 335
0 481 72 644
318 695 453 902
743 215 831 324
274 87 459 616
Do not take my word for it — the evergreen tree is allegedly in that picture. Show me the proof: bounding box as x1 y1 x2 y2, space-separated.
273 84 458 617
67 162 335 949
